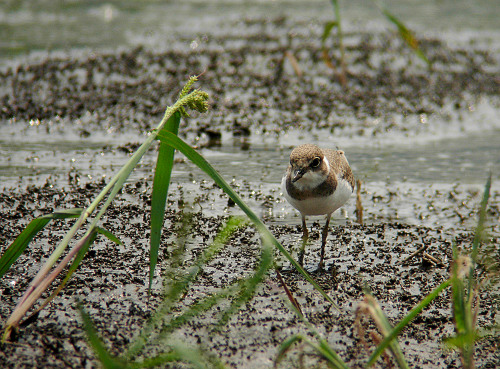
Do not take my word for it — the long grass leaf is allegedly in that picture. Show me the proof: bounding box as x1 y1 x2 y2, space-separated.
21 228 100 325
217 240 273 327
363 294 409 368
163 216 247 309
379 7 429 65
125 218 245 359
78 304 127 369
156 131 338 309
321 21 338 70
470 174 491 281
96 226 123 245
275 334 305 366
276 333 348 369
451 247 467 334
367 278 451 367
317 338 350 369
3 77 208 340
0 209 83 278
0 219 51 278
168 342 226 369
322 21 337 45
39 226 121 309
149 111 181 293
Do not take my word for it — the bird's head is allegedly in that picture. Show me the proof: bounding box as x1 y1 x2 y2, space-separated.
288 144 329 188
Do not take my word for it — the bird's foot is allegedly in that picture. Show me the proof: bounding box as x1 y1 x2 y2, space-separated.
310 259 324 273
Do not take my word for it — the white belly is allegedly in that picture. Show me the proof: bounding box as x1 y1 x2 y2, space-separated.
282 176 353 216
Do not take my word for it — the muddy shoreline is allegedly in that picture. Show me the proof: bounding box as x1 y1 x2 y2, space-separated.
1 17 499 368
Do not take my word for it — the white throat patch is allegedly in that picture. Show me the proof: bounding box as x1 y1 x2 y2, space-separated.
293 157 330 191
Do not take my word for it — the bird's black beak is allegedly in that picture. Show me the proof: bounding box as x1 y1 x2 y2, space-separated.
292 168 305 183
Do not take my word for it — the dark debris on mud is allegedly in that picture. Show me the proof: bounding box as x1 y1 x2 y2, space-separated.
1 16 499 369
1 180 498 368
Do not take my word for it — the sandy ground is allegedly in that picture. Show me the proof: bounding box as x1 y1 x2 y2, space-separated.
1 17 499 369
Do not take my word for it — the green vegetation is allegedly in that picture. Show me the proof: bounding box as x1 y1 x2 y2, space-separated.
322 0 430 85
1 77 334 366
0 76 495 368
276 176 494 368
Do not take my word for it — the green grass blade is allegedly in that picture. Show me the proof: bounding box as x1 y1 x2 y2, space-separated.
156 131 338 309
0 218 51 278
317 339 350 369
275 334 305 366
26 228 101 320
167 342 226 369
163 216 247 309
451 245 467 334
78 304 127 369
362 294 409 369
149 111 181 293
96 226 123 245
217 239 273 327
322 20 337 45
276 334 348 369
380 7 429 65
470 174 491 273
125 218 246 359
0 209 83 278
367 278 451 367
128 352 181 369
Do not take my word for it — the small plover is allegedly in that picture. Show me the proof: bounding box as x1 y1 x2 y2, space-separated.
281 144 354 269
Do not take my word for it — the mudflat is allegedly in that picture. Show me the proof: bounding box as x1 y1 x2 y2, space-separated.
1 17 499 368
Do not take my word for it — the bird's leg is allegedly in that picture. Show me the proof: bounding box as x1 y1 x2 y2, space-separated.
318 213 332 271
299 214 308 266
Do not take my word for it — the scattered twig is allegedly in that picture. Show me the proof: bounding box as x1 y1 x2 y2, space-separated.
355 179 363 225
422 253 445 267
275 268 303 317
276 33 303 80
401 244 428 265
284 51 303 78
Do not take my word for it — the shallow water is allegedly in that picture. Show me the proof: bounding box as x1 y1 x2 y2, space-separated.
1 0 499 190
1 121 498 190
1 0 499 59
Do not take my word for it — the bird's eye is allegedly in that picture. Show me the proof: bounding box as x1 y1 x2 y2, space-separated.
311 157 321 168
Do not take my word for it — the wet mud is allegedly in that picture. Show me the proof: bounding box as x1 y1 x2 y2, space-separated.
1 17 499 369
1 18 498 142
